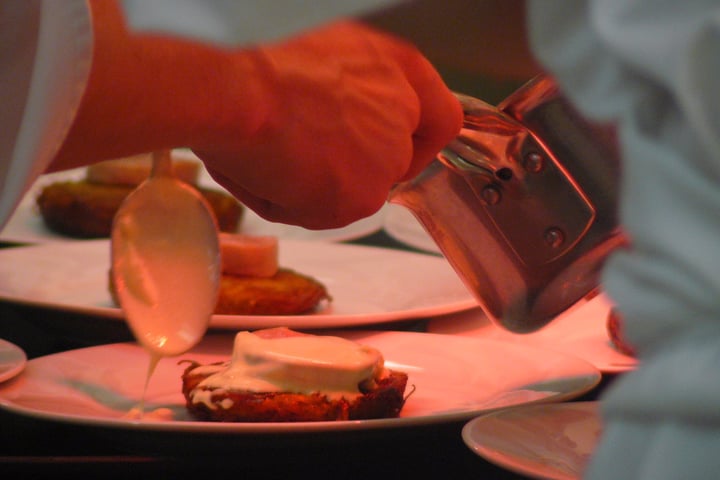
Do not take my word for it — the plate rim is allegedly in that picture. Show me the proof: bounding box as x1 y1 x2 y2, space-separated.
0 331 601 435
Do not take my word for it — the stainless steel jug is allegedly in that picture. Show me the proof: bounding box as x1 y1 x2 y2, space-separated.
389 75 626 333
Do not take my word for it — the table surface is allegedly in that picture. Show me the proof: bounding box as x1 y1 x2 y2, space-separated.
0 230 617 479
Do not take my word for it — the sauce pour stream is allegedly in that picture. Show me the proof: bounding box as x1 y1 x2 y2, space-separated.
111 150 221 418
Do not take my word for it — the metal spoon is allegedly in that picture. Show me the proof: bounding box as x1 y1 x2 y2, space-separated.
111 150 221 359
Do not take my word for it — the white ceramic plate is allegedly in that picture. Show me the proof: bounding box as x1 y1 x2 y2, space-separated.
0 331 600 437
0 152 386 245
0 239 478 329
0 339 27 383
383 204 441 254
463 401 602 480
427 293 637 373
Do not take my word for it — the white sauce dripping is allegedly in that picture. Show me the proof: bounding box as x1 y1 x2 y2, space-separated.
111 150 221 419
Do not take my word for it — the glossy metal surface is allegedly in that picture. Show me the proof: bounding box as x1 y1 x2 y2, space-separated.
390 76 625 332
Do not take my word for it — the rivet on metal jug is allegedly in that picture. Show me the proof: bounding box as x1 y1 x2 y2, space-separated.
389 75 626 333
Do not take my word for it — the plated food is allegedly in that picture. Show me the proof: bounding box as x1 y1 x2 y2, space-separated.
0 331 601 441
36 153 243 238
108 232 331 316
214 233 330 315
180 327 409 422
215 268 330 315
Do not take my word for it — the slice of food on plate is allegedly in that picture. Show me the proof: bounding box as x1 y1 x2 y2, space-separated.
180 327 410 422
219 232 278 278
36 152 243 238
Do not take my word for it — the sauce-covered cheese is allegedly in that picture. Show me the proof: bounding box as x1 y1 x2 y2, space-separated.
190 331 385 404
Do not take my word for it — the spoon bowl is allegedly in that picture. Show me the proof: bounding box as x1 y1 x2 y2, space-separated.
111 150 221 358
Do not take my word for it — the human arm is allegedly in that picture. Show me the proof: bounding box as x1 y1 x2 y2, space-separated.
47 0 270 171
48 0 462 229
194 21 462 229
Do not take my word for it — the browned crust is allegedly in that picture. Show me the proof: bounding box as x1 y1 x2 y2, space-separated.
180 360 409 422
215 268 331 315
108 268 331 316
36 180 243 238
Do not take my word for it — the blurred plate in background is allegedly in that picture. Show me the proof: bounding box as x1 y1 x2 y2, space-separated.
0 150 386 245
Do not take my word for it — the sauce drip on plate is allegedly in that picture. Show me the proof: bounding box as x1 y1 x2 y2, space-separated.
111 150 221 418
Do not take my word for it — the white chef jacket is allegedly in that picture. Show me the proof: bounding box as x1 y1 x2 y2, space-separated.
120 0 399 46
0 0 91 228
528 1 720 478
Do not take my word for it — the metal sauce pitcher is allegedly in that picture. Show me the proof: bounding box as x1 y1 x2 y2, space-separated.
389 75 626 333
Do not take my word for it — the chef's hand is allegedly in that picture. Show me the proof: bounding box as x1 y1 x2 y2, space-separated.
195 21 462 229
